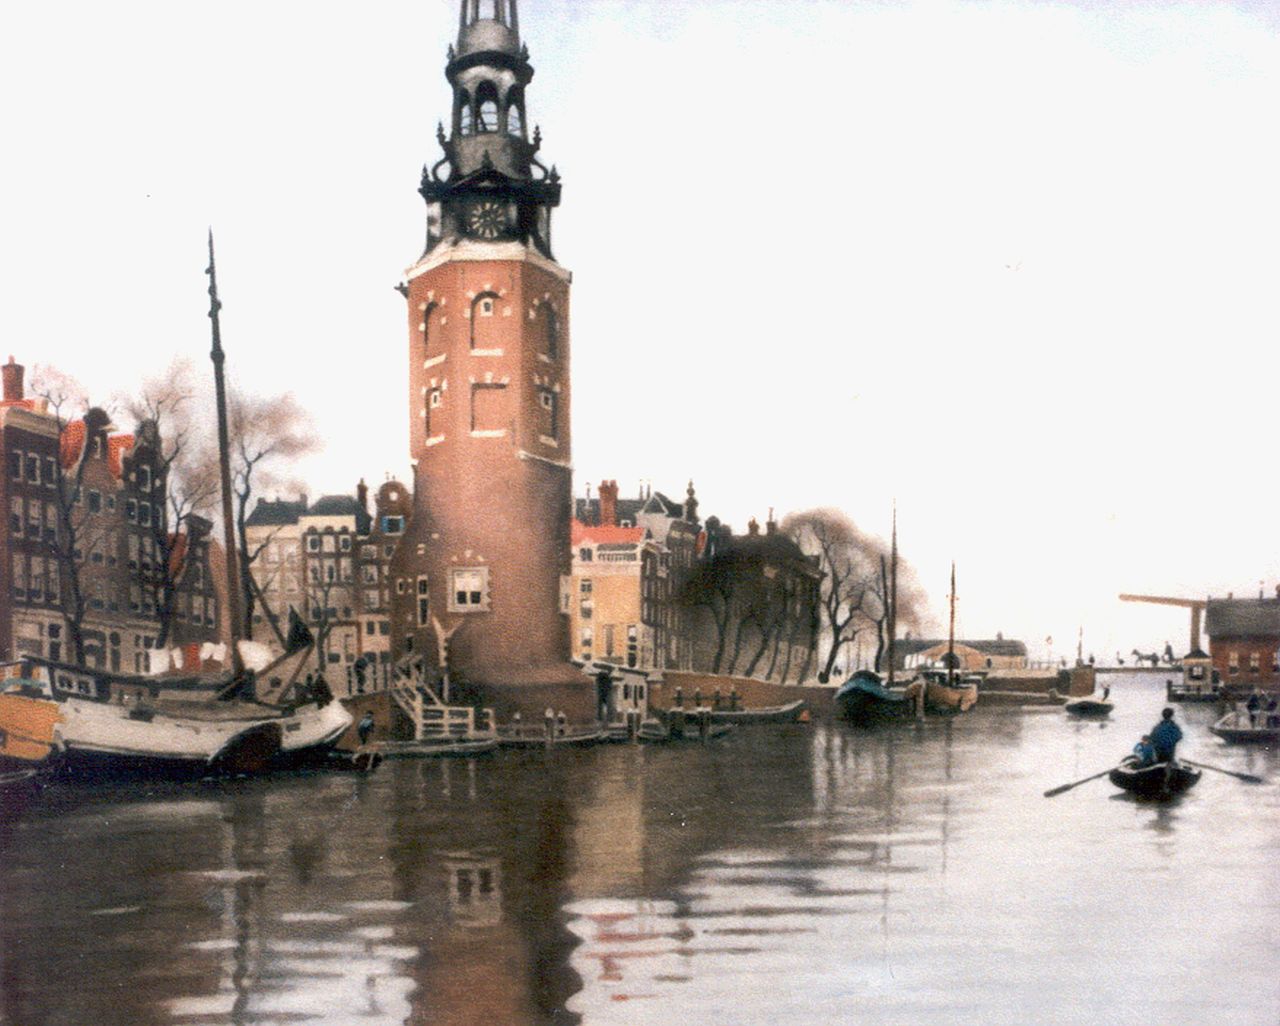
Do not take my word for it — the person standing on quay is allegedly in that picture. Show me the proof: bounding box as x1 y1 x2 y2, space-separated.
358 711 375 746
1149 707 1183 764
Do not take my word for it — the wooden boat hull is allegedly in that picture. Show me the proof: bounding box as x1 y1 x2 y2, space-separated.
52 694 350 781
379 737 498 758
701 700 807 725
1166 684 1221 703
498 727 606 749
1064 698 1114 717
1108 758 1200 799
835 674 923 725
638 720 735 743
1210 711 1280 744
924 680 979 714
0 690 64 765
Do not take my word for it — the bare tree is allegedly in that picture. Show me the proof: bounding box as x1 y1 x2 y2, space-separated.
784 508 929 680
120 359 217 648
224 390 321 639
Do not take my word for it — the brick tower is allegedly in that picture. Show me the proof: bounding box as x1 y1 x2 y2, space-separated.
394 0 582 714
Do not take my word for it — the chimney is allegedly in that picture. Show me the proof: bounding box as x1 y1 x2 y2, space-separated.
766 507 776 535
599 480 619 527
356 478 369 513
748 517 760 536
3 356 24 402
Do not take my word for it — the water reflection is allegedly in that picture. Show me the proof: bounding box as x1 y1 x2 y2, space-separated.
1 676 1278 1025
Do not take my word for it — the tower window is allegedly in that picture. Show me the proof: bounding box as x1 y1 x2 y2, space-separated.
541 305 559 358
538 389 558 439
476 81 499 133
422 301 440 352
458 92 473 135
470 383 507 432
426 388 442 436
470 292 500 349
507 102 523 137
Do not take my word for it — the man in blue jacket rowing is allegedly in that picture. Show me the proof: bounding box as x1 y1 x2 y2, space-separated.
1149 707 1183 763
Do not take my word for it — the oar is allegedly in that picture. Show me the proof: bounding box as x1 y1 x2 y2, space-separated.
1044 768 1113 797
1181 759 1264 784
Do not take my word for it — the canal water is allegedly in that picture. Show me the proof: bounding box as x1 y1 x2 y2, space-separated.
1 673 1277 1025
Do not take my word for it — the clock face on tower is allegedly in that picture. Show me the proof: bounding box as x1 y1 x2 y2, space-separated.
466 199 507 239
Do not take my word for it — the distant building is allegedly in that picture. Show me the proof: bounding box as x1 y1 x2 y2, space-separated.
355 479 410 689
1205 595 1280 689
567 513 664 671
576 481 703 671
677 515 821 684
246 481 408 693
896 635 1029 672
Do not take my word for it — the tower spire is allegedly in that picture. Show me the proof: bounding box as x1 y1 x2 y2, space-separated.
420 0 559 258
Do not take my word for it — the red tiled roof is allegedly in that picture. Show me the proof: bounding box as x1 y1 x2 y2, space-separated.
108 434 134 478
60 420 85 469
571 520 646 546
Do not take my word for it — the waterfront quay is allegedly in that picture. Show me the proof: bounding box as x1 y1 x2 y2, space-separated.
1 673 1276 1026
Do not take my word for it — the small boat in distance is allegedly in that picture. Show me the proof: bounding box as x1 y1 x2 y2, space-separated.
498 723 607 749
1209 708 1280 745
672 699 807 725
1065 687 1114 717
1109 757 1201 799
922 563 980 715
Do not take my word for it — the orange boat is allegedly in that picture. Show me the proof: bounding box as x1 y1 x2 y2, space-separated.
0 681 63 766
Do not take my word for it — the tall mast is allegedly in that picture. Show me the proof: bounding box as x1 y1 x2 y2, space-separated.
206 231 244 675
887 503 897 688
947 561 956 686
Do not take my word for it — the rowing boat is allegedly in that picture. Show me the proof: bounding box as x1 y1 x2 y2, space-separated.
1108 757 1200 799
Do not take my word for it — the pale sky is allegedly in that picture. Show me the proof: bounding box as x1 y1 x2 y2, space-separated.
2 0 1278 661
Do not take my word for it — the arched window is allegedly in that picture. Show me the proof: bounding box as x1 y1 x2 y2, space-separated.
541 305 559 358
458 92 473 135
470 292 500 349
422 301 440 353
477 0 501 21
476 81 499 133
506 97 523 137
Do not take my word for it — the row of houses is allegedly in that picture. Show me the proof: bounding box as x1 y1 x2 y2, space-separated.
0 357 221 673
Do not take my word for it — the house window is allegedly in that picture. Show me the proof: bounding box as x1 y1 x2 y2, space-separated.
322 535 336 553
627 624 638 669
8 452 21 480
26 453 39 483
11 554 25 598
396 579 406 595
579 547 592 562
449 567 488 612
604 624 615 659
139 502 151 526
363 565 378 584
88 490 101 513
470 383 507 433
1249 652 1260 672
1228 652 1239 675
139 466 151 491
43 457 55 484
416 576 429 626
579 578 592 619
10 497 21 536
47 562 58 602
364 589 380 612
580 626 592 660
340 535 352 552
307 535 321 552
125 499 137 522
